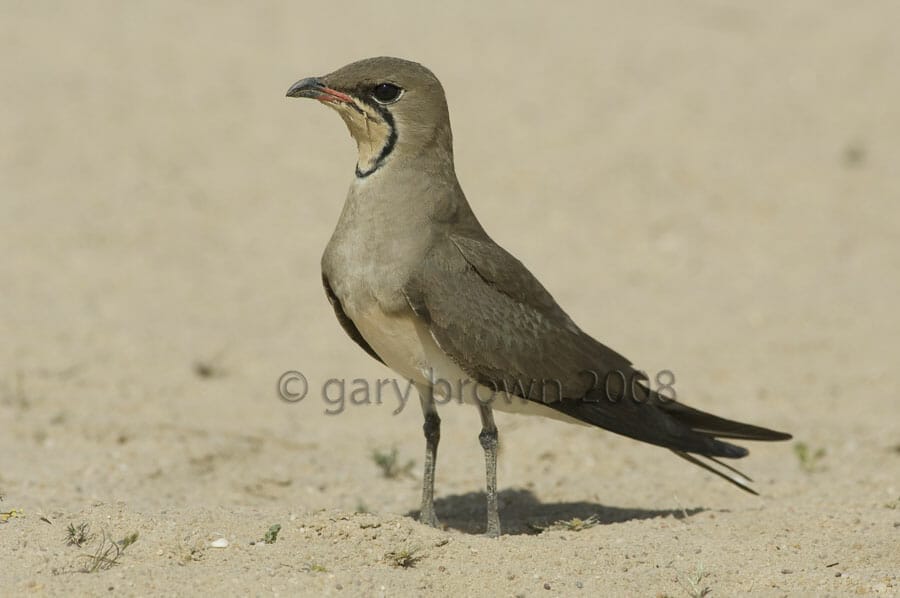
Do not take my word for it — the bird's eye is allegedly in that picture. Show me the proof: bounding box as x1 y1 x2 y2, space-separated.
371 83 403 104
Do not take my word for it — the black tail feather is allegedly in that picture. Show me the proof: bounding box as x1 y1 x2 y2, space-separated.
671 450 758 495
551 393 790 459
659 400 793 441
548 392 791 492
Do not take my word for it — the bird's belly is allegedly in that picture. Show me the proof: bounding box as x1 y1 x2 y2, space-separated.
349 304 585 425
349 304 434 386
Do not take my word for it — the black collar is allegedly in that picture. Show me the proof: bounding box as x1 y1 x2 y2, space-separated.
356 103 398 178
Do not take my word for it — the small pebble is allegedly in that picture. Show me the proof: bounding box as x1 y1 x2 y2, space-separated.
544 582 551 590
781 569 793 574
210 538 229 548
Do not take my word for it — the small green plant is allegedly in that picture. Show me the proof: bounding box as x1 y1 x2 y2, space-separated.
263 523 282 544
371 447 415 479
529 514 600 533
554 515 600 532
793 442 826 473
385 546 423 568
66 522 93 547
0 508 24 523
309 563 328 573
78 530 139 573
180 544 204 564
678 562 711 598
119 531 139 550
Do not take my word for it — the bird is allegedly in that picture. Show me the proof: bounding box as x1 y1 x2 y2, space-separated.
286 57 791 537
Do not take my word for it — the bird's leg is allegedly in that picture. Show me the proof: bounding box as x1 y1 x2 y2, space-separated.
416 383 440 528
477 403 501 537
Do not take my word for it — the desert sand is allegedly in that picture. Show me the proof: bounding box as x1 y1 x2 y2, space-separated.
1 1 898 595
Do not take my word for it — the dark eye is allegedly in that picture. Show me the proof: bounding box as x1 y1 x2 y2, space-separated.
371 83 402 104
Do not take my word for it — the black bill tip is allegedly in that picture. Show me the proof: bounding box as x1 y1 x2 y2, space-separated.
286 77 325 98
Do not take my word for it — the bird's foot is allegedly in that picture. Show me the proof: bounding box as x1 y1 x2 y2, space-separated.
418 509 440 529
484 517 501 538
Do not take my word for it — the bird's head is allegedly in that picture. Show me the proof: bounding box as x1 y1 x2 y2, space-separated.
287 57 453 178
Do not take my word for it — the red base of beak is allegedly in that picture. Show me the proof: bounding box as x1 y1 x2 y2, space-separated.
316 86 354 104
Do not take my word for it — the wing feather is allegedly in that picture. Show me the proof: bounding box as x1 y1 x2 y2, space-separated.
403 232 790 478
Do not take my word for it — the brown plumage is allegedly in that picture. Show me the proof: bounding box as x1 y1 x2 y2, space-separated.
287 57 791 536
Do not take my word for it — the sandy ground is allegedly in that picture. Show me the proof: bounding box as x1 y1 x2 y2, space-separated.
2 1 898 595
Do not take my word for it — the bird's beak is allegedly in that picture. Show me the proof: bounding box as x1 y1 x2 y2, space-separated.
286 77 354 105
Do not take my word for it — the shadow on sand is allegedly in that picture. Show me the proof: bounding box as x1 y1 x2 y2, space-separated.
407 488 705 535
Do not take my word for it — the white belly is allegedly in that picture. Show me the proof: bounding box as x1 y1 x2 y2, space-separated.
350 304 433 385
350 304 586 425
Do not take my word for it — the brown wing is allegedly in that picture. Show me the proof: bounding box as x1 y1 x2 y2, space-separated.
403 233 634 403
403 233 790 468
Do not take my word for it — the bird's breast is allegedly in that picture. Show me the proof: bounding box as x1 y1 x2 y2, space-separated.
348 302 433 385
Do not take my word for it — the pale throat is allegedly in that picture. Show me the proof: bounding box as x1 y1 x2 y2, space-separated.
334 104 394 175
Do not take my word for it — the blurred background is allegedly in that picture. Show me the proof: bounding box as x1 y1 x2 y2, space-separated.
0 1 897 590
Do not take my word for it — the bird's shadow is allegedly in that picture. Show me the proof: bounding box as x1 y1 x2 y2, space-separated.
407 488 705 535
